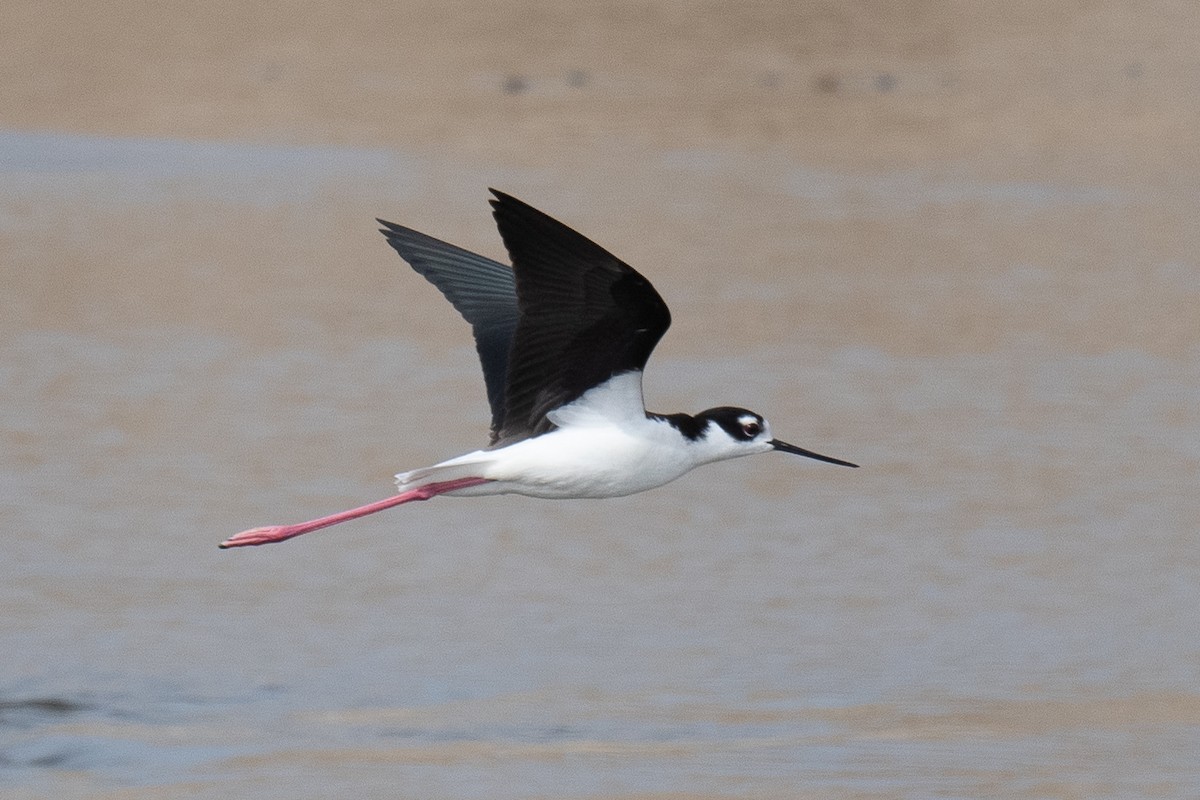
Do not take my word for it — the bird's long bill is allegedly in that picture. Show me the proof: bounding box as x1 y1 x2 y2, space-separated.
769 439 859 468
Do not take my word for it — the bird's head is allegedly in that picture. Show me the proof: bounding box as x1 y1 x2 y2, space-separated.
691 407 859 468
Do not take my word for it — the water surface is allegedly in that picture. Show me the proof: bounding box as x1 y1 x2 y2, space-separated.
2 131 1198 799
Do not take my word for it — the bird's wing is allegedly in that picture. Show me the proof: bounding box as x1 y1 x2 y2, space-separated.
487 189 672 444
377 219 519 434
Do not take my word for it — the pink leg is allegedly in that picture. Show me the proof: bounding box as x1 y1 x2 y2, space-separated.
219 476 493 549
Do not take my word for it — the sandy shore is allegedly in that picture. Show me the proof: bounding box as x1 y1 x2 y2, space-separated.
4 1 1198 178
5 1 1200 358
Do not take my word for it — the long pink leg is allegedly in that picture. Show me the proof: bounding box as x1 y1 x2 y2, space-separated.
219 476 493 549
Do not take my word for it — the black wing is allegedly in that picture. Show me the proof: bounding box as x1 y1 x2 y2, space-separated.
488 189 672 444
377 219 519 434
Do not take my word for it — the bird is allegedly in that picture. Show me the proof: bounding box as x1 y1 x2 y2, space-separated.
220 190 856 549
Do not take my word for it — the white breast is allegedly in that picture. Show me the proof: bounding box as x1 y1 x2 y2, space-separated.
474 417 698 498
399 371 702 499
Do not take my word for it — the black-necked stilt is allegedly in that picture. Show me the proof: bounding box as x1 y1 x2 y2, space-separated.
221 190 856 549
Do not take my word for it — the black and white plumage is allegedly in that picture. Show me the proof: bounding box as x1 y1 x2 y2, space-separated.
221 190 855 548
381 191 671 446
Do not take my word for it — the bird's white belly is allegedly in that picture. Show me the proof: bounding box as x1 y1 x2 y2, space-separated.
475 424 696 499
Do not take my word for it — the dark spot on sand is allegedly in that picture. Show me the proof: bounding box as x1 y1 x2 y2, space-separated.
502 75 528 95
813 71 840 94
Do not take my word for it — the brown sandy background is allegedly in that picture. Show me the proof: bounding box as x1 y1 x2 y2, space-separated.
2 2 1199 798
4 2 1199 351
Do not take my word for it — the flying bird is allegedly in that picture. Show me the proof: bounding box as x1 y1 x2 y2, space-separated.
221 190 855 548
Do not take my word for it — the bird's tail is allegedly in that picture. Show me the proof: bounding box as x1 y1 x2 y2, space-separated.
395 451 495 493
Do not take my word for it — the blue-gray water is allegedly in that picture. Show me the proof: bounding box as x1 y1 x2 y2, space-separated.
2 131 1198 799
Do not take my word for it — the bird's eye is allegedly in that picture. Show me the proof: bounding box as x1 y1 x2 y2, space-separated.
742 421 762 437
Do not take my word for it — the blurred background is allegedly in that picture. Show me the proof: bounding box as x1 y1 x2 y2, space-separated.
2 2 1198 798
